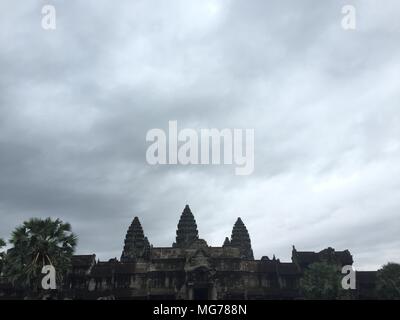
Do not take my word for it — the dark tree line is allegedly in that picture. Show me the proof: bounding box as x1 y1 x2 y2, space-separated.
299 260 400 299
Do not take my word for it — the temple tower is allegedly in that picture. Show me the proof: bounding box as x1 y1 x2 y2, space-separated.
230 217 254 259
121 217 150 262
223 237 231 247
173 205 199 247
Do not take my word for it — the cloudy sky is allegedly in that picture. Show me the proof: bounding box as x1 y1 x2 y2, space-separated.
0 0 399 270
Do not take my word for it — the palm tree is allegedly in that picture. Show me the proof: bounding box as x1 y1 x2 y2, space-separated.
3 218 77 293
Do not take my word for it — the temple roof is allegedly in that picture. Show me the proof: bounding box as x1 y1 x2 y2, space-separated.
91 263 113 277
71 254 96 268
258 260 279 272
292 246 353 268
277 262 301 275
356 271 377 284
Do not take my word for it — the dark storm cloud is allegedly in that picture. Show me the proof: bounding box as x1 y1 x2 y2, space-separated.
0 0 399 269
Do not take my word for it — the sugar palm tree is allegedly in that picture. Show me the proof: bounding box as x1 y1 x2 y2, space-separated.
3 218 77 292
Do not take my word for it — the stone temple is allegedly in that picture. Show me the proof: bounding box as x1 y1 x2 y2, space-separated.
64 205 376 300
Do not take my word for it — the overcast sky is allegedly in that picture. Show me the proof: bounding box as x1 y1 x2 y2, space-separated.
0 0 399 270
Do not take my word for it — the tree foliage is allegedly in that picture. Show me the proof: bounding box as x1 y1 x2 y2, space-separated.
0 238 6 275
3 218 77 291
299 261 344 299
376 263 400 300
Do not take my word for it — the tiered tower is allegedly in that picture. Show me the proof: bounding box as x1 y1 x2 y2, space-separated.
223 237 231 246
121 217 150 262
173 205 199 247
229 217 254 259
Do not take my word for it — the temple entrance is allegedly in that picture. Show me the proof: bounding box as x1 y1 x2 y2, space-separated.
193 288 209 300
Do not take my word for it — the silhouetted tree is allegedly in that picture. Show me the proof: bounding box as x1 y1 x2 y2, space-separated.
376 263 400 299
299 261 345 299
3 218 77 293
0 238 5 275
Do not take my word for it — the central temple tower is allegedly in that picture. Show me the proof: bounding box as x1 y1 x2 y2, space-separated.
173 204 199 247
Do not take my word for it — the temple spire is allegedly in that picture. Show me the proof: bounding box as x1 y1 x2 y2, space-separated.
121 217 150 262
173 205 199 247
230 217 254 259
223 237 231 247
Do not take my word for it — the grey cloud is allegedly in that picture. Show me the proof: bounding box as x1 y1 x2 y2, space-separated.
0 0 399 270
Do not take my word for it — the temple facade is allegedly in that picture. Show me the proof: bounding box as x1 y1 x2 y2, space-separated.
62 205 376 300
